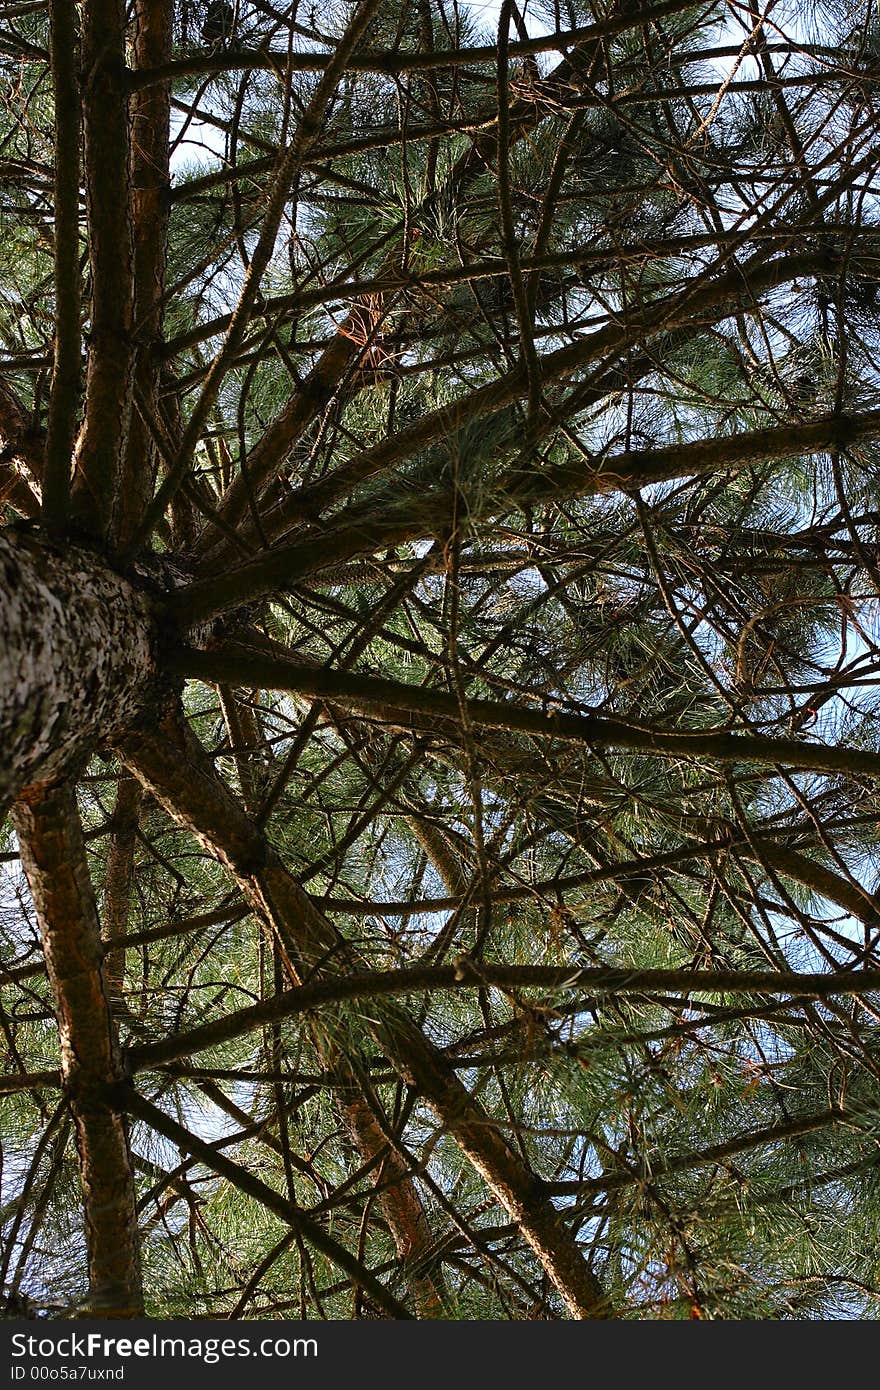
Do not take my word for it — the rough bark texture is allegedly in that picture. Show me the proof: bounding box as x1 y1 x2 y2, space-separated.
71 0 135 533
12 783 143 1316
116 0 172 549
0 529 158 813
101 777 144 1000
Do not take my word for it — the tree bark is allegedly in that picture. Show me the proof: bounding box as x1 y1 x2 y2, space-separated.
101 777 144 1001
116 0 172 550
168 643 880 784
71 0 135 534
0 528 158 814
12 783 143 1317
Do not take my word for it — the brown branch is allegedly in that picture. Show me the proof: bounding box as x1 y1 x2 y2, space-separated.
0 1069 61 1095
41 0 81 529
129 1 711 90
161 233 796 359
170 255 851 616
69 0 135 536
544 1107 858 1197
100 777 143 1001
12 781 142 1316
197 0 669 547
122 702 445 1316
193 402 880 621
166 644 880 783
114 0 173 550
128 962 880 1071
496 0 542 421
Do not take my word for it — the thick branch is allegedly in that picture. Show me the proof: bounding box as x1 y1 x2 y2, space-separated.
70 0 135 534
115 0 173 549
100 777 143 1000
41 0 80 529
167 645 880 783
129 1 709 89
12 782 142 1316
129 962 880 1069
544 1107 855 1198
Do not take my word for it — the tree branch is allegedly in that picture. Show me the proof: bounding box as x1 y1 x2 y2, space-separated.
12 781 142 1316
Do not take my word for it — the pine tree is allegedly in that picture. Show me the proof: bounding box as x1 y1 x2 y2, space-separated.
2 0 880 1320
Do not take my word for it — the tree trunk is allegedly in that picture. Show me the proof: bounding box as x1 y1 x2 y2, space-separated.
0 527 158 813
